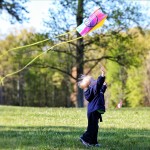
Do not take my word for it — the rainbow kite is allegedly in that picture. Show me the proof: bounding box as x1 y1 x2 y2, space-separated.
76 8 107 36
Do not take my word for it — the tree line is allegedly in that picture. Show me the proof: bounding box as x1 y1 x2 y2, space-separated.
0 0 150 107
0 28 149 107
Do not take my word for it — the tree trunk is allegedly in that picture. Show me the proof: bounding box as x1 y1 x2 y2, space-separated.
0 86 3 104
120 66 127 106
17 64 24 106
17 74 24 106
44 74 48 106
76 0 84 107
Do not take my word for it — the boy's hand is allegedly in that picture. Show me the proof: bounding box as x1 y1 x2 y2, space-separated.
100 66 106 76
103 82 107 86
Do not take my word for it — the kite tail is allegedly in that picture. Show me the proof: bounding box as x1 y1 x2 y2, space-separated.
0 29 76 59
0 35 85 85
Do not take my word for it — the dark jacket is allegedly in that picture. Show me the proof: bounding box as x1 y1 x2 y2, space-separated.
84 75 107 114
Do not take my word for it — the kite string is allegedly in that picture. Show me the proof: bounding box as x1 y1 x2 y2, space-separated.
0 35 85 85
0 28 76 58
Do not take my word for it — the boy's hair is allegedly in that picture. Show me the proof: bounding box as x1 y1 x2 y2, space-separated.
90 78 97 86
78 74 97 88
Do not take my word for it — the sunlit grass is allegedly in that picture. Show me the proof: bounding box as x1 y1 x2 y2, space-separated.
0 106 150 150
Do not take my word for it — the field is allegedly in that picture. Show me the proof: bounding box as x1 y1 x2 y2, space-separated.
0 106 150 150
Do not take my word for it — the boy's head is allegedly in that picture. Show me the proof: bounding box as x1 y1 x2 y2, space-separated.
78 74 93 89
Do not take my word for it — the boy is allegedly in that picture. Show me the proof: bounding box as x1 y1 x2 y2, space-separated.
78 66 107 147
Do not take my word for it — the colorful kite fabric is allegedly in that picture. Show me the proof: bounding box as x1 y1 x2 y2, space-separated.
76 8 107 36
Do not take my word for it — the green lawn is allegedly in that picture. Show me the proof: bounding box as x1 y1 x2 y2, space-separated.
0 106 150 150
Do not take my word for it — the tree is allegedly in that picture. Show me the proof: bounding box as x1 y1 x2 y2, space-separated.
0 0 29 104
0 0 28 23
0 29 49 106
105 28 150 107
0 29 76 107
45 0 148 107
143 30 150 106
126 66 144 107
76 0 84 107
144 51 150 106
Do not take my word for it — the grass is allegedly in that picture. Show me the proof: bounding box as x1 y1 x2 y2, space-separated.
0 106 150 150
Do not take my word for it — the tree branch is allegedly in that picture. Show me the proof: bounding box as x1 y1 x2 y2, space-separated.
31 63 77 81
84 55 125 73
84 56 115 63
85 60 100 75
58 38 79 49
54 49 77 59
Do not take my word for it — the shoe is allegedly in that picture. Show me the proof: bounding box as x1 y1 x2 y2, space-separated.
80 137 91 147
94 143 101 147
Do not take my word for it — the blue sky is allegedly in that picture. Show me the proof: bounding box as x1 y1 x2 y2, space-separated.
0 0 150 37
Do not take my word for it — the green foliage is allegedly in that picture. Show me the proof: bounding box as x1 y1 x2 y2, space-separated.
52 72 64 88
0 28 150 107
126 67 144 107
0 29 73 107
106 61 121 107
0 106 150 150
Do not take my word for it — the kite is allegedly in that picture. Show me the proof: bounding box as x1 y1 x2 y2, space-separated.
76 7 107 36
0 7 107 85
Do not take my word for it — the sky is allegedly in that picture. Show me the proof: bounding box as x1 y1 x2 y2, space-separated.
0 0 150 38
0 0 51 37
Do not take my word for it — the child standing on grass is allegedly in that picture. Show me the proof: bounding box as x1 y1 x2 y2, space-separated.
78 66 107 147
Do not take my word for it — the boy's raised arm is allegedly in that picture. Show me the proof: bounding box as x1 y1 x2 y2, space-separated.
101 82 107 93
94 66 106 94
